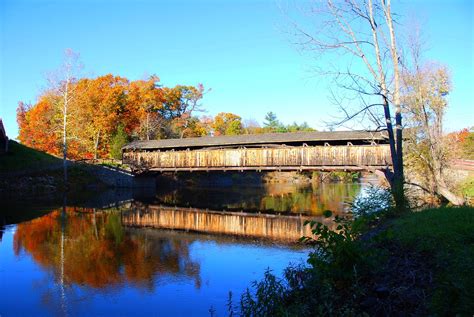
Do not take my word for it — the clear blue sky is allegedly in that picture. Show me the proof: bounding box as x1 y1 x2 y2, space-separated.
1 0 472 138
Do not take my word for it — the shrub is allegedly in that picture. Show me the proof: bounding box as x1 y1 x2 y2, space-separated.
350 185 393 217
238 211 375 316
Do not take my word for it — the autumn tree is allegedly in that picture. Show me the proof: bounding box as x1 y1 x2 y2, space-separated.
46 49 82 183
196 115 214 136
127 76 165 141
449 128 474 160
74 75 129 158
459 128 474 159
402 63 465 205
16 102 29 143
16 59 207 158
172 116 210 138
291 0 405 209
161 85 206 138
17 98 60 155
212 112 243 136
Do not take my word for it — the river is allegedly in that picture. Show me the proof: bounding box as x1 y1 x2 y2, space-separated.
0 179 374 316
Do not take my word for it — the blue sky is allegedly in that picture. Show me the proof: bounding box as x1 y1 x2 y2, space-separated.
1 0 472 138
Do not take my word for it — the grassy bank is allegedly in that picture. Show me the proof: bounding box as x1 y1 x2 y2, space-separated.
0 140 62 173
390 207 474 314
239 206 474 316
458 176 474 203
0 140 106 194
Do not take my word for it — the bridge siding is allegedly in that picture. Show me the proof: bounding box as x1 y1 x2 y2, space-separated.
123 145 392 171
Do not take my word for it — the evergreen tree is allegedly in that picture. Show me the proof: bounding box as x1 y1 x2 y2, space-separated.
110 125 129 160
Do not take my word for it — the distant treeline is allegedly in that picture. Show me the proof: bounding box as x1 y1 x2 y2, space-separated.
16 75 313 160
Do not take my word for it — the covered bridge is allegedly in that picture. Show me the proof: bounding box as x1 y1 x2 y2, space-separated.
122 130 392 173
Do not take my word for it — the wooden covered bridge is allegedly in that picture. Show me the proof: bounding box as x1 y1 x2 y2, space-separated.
122 131 392 173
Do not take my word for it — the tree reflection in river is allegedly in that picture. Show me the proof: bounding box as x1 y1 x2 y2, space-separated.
2 177 380 315
13 208 201 290
155 182 361 215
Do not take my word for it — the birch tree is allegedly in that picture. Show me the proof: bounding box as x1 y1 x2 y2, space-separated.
47 49 82 184
290 0 405 208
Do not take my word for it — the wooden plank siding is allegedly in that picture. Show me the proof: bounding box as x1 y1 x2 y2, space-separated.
123 144 392 172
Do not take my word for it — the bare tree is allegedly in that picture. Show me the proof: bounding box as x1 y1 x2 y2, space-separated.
47 49 82 184
402 57 465 205
243 118 262 134
161 84 209 139
177 85 209 139
289 0 405 208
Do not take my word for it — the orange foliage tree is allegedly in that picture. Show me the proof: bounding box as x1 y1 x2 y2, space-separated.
74 75 130 158
211 112 243 136
17 74 205 159
162 84 206 138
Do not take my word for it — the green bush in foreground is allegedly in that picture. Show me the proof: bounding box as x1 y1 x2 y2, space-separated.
237 205 474 316
238 211 381 316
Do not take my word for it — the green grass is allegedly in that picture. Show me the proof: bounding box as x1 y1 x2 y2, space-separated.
388 206 474 315
0 140 61 173
0 141 104 191
238 205 474 316
458 176 474 198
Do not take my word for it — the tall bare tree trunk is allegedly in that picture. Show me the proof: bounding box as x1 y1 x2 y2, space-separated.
369 0 405 209
62 76 69 185
94 130 100 160
291 0 408 208
431 147 465 205
52 49 80 187
383 0 405 209
60 192 67 314
146 112 150 141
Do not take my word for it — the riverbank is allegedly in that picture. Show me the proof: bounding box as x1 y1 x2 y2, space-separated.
0 141 109 197
239 206 474 316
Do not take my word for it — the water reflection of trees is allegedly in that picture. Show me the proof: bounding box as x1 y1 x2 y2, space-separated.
261 183 361 215
13 208 201 290
154 182 361 215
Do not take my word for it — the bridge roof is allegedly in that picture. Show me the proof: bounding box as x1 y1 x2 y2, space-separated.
123 130 388 151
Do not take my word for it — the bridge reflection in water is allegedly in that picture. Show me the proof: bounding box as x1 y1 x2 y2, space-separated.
7 204 309 316
122 202 334 242
13 208 201 293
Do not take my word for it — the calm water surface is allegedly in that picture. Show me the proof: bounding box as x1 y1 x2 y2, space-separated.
0 181 370 316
